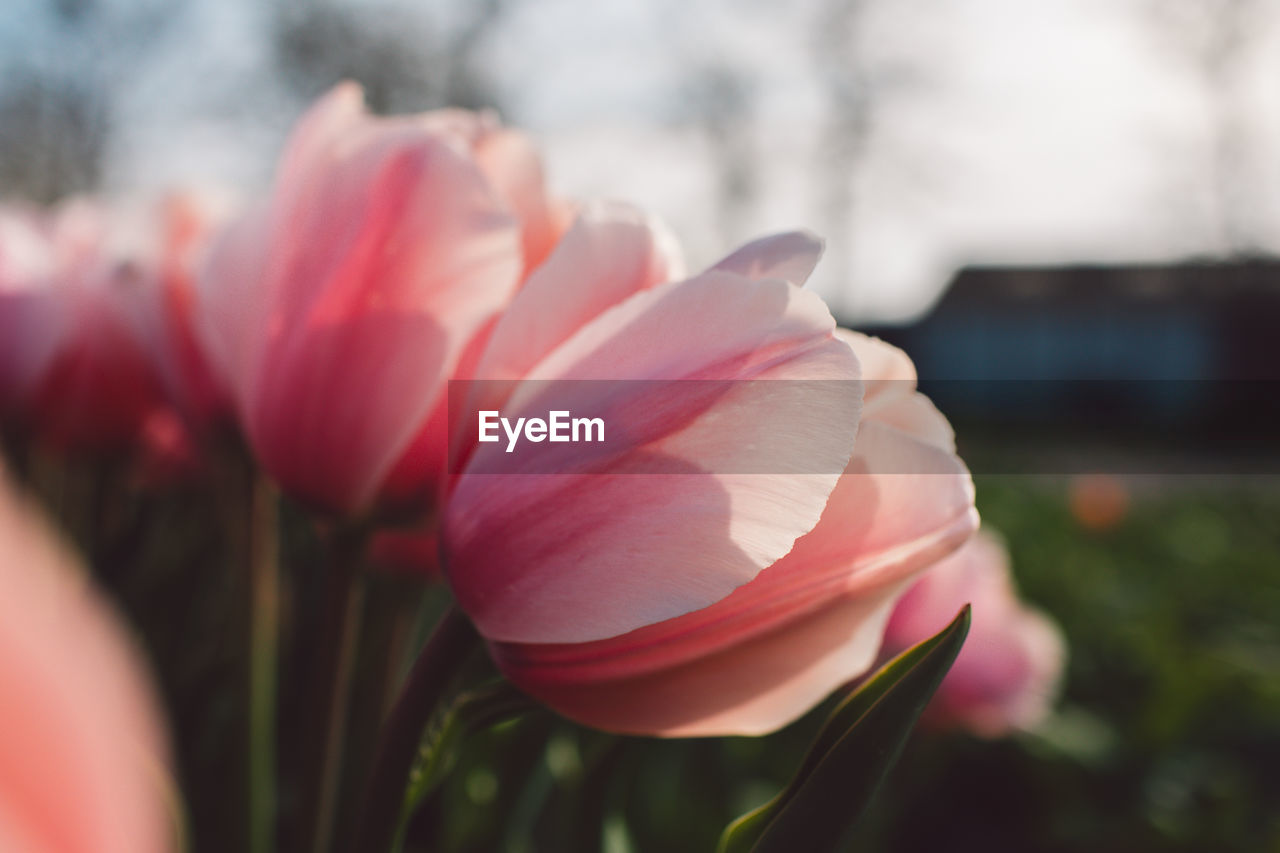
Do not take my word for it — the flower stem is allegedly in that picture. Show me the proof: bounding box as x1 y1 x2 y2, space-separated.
352 606 480 853
248 473 279 853
328 576 426 852
297 525 369 853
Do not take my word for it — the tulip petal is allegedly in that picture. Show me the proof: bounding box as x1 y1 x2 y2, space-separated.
0 290 68 406
472 126 567 271
376 310 500 510
836 330 916 400
272 82 367 217
194 203 273 410
864 391 956 453
0 475 172 853
495 585 903 736
781 419 976 589
0 213 73 406
709 231 824 286
471 200 684 386
419 108 572 272
520 270 841 384
838 331 956 451
885 532 1066 736
446 272 862 643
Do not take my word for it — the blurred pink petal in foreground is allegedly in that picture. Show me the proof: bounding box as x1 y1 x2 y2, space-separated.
0 469 173 852
475 308 978 735
0 201 171 450
884 531 1066 737
197 83 558 515
444 231 867 648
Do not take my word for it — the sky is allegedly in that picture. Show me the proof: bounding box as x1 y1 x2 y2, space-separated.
4 0 1280 321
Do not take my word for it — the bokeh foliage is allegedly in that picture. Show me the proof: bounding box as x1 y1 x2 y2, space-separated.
410 476 1280 852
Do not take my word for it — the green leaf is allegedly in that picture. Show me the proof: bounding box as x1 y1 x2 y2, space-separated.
397 680 536 831
718 605 971 853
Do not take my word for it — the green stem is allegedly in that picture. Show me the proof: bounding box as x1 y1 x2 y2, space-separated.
248 474 280 853
351 607 480 853
328 577 425 853
297 526 369 853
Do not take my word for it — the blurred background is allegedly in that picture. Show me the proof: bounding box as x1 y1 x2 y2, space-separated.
2 0 1278 850
7 0 1280 319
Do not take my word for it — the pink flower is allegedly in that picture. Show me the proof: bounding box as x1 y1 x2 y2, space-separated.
197 84 558 515
0 467 173 852
0 201 169 450
884 531 1066 737
135 192 236 432
441 234 976 733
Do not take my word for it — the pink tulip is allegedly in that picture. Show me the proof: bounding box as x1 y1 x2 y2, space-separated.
884 531 1066 737
0 467 173 852
196 83 561 515
441 230 975 734
0 201 169 450
483 332 976 736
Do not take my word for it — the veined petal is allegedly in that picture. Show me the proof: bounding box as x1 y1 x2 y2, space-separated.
494 586 903 737
471 201 683 386
446 273 862 643
709 231 825 286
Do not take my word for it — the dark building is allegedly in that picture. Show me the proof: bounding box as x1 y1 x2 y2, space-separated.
857 261 1280 471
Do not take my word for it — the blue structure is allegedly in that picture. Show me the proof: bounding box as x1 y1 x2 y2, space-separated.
857 261 1280 465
